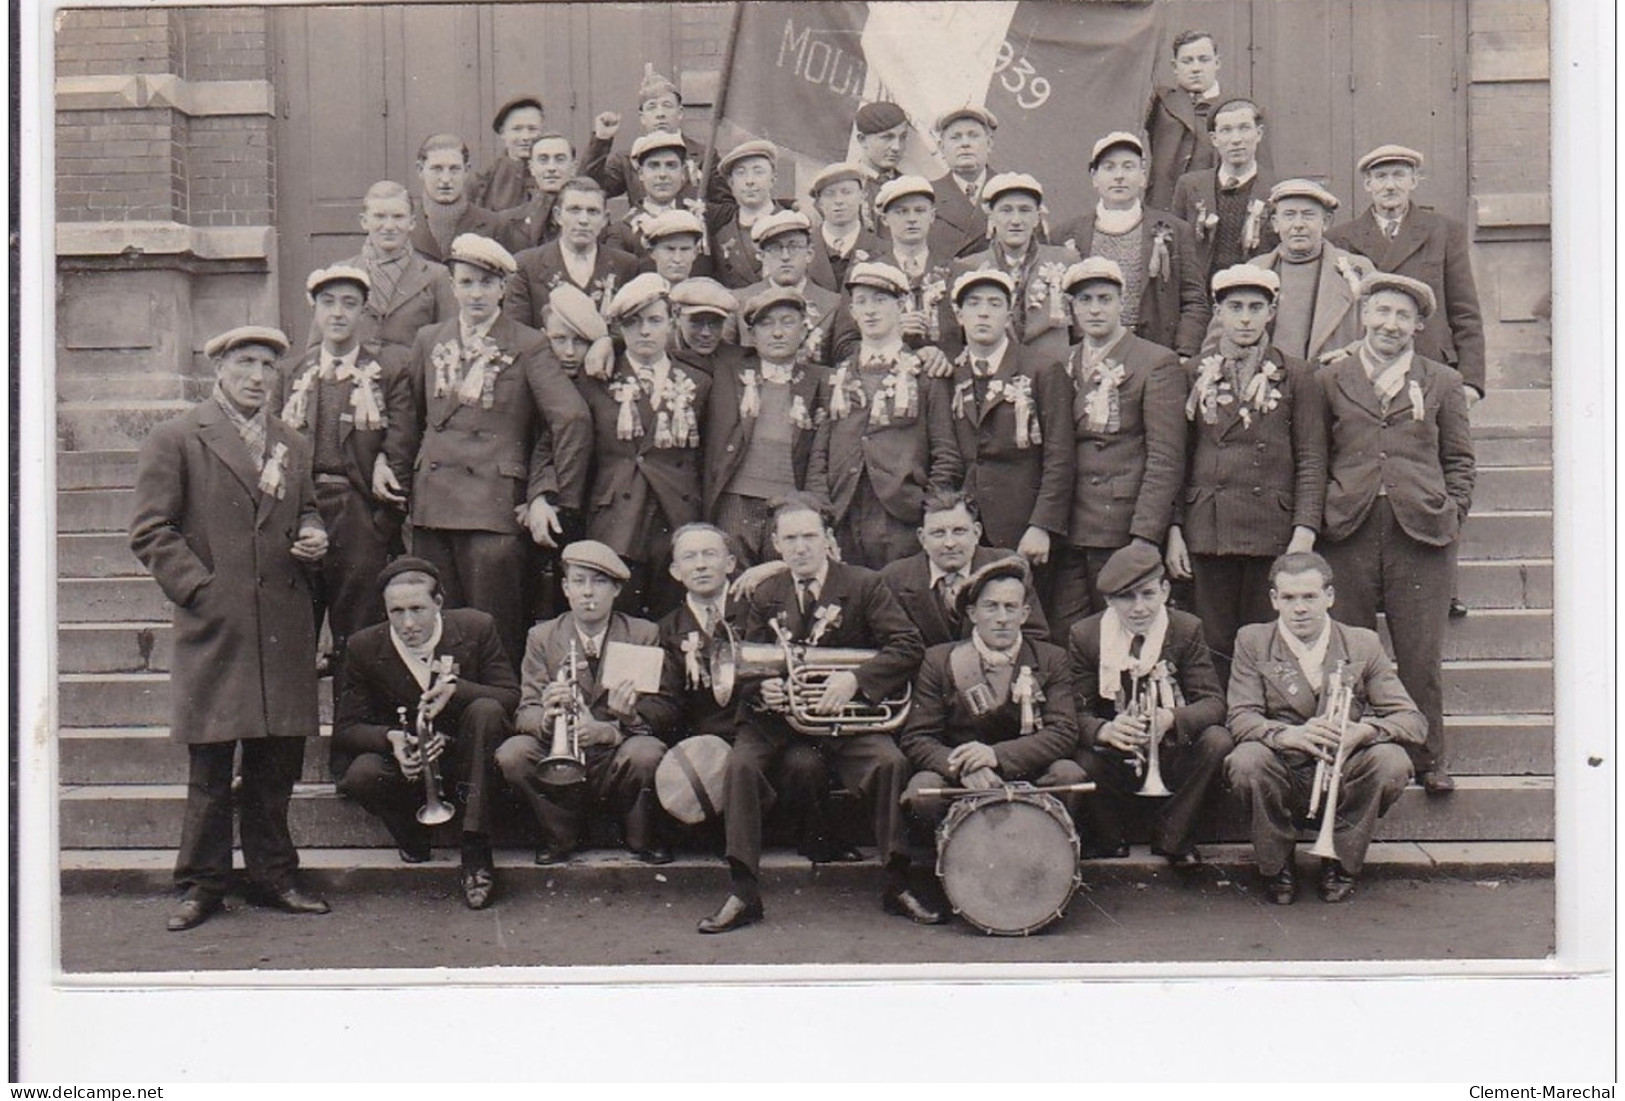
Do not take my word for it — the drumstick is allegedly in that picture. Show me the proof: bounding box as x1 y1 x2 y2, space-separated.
915 781 1097 798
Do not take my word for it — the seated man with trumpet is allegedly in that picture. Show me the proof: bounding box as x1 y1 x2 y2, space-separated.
1069 541 1231 865
497 540 677 866
1225 551 1423 904
333 557 520 910
699 493 929 934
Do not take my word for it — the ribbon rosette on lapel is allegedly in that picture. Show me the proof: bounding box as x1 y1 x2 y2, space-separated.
867 353 921 427
1193 200 1219 240
1082 360 1127 432
338 360 387 430
719 237 739 264
807 603 843 645
456 334 514 409
789 393 817 430
1236 358 1285 429
652 371 700 448
738 368 762 420
430 340 463 401
279 360 322 430
1011 664 1044 734
1186 353 1228 424
680 630 708 689
258 441 289 499
1008 374 1042 448
1407 379 1426 422
609 377 645 440
1241 199 1268 253
1149 225 1175 281
919 274 948 343
827 361 869 421
593 273 619 318
799 303 826 364
682 197 709 252
951 375 976 421
1333 254 1364 296
627 209 653 247
1031 261 1069 322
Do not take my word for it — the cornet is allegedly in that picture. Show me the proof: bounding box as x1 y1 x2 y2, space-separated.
1125 669 1171 798
537 639 589 790
407 654 459 827
1309 661 1355 860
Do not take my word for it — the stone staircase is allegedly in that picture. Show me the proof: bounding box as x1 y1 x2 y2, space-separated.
56 402 1556 875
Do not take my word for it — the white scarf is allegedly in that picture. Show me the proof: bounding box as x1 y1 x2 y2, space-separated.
972 631 1023 669
1359 345 1414 406
1097 606 1168 700
1094 201 1144 236
389 615 445 691
1277 619 1332 693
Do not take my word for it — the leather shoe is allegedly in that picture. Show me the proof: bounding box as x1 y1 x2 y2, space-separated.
800 838 865 864
1264 866 1298 905
631 845 674 866
882 887 947 925
166 894 222 932
1319 859 1356 903
534 845 574 867
1161 849 1204 868
461 866 495 910
1422 769 1456 795
398 845 432 864
1083 841 1131 860
697 894 764 934
264 886 330 915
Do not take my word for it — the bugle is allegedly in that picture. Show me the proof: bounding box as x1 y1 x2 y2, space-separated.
537 639 589 790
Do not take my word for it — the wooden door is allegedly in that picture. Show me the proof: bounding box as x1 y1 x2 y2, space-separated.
1249 0 1356 195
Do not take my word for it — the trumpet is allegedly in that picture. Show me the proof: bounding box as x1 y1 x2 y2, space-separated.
406 654 459 827
1308 662 1355 860
1123 670 1172 798
537 639 589 790
708 621 911 737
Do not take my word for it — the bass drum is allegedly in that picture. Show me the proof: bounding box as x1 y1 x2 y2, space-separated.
935 787 1081 936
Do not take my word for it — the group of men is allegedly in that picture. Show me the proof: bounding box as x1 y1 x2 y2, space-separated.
128 32 1481 934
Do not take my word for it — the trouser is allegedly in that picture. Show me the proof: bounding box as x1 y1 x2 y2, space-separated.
1190 553 1277 685
1074 724 1235 855
496 731 667 853
712 491 778 568
410 527 529 666
1049 544 1119 640
901 759 1088 836
1224 740 1413 876
836 472 921 571
174 737 308 899
336 697 508 859
1320 499 1453 773
311 478 393 666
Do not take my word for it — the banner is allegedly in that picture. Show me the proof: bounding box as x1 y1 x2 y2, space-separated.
713 0 1161 228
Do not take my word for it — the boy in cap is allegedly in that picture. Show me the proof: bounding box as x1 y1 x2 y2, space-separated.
498 540 678 865
730 210 843 367
637 209 711 284
584 65 729 215
852 101 911 214
928 105 1001 259
1144 31 1273 211
806 162 888 293
130 325 331 930
494 133 579 255
410 134 503 264
504 177 641 328
710 140 789 288
538 283 611 381
1068 542 1231 863
468 94 547 213
1171 98 1279 280
1166 264 1326 683
807 261 963 570
333 558 520 909
407 233 593 664
606 132 708 262
669 278 743 371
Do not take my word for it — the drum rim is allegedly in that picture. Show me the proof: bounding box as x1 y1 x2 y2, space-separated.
935 790 1082 936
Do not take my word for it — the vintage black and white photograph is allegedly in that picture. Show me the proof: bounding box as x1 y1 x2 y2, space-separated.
16 0 1612 1082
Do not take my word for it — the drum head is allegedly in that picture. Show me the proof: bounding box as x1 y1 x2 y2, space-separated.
937 793 1079 936
655 734 731 825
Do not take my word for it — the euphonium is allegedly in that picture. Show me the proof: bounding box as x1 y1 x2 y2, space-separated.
1134 666 1173 798
708 620 911 736
1309 662 1356 860
537 639 589 790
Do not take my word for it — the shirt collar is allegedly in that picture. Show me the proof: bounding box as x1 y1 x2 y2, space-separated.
860 338 906 365
460 312 499 345
321 345 359 374
968 337 1009 374
1218 163 1259 190
1199 82 1221 102
686 593 726 627
928 558 968 587
792 559 830 594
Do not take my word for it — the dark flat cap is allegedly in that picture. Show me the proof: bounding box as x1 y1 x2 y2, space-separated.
378 556 442 592
854 101 908 135
492 95 545 134
1096 542 1165 597
956 554 1033 617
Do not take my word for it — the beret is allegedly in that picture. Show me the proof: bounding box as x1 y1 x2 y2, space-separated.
874 174 936 211
561 539 631 582
808 161 865 196
854 101 908 135
669 277 740 317
956 554 1033 617
1360 271 1437 318
491 94 544 134
1062 256 1126 294
1089 130 1145 168
1095 541 1165 597
377 556 442 593
749 209 813 246
638 67 680 105
642 209 706 243
547 284 609 342
305 264 371 303
935 104 998 133
982 171 1044 207
203 325 289 360
446 233 517 277
950 268 1016 305
844 260 911 296
1357 144 1424 174
630 130 689 165
718 139 777 176
1268 177 1340 210
606 271 672 321
1211 264 1282 300
742 286 808 326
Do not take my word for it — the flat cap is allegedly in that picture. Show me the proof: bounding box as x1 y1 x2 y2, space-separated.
638 66 680 105
935 104 998 133
377 555 442 593
875 174 936 211
630 130 689 165
654 733 730 825
642 209 706 243
606 271 671 321
950 268 1016 304
447 233 517 277
1096 541 1165 597
305 264 372 303
1268 177 1340 210
750 209 813 246
742 286 808 326
808 162 865 196
1062 256 1126 294
547 284 609 342
492 94 544 134
1357 144 1424 174
956 553 1033 617
1360 271 1437 318
669 277 739 318
1089 130 1145 168
844 260 911 297
1211 264 1282 300
561 539 630 582
718 139 777 176
203 325 289 360
982 171 1044 207
854 101 908 135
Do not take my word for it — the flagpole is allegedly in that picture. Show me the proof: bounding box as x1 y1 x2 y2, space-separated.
704 1 747 166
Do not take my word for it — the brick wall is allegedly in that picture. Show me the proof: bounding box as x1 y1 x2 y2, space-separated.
178 8 272 83
53 7 172 77
185 115 274 227
56 107 184 223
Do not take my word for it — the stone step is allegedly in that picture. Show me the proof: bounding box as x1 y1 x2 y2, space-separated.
1443 660 1554 715
1472 434 1552 468
59 623 173 674
57 451 139 492
1473 466 1551 512
59 578 172 624
58 533 145 579
1442 715 1554 775
57 401 191 453
56 373 188 405
59 674 335 728
58 488 135 535
1381 607 1552 661
1459 511 1551 559
1457 559 1551 610
56 775 1554 849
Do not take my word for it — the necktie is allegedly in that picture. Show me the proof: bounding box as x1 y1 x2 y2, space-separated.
973 358 991 377
938 572 964 617
964 179 979 203
796 577 818 615
583 636 600 661
699 603 718 636
1384 220 1400 240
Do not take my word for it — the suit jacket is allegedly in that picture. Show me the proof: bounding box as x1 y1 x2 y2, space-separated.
271 346 417 503
740 560 924 707
1067 608 1226 747
926 170 994 260
1227 619 1426 747
807 225 889 293
943 242 1082 363
1171 167 1281 278
494 192 560 255
332 608 521 773
807 350 963 526
946 342 1075 548
407 314 594 529
1238 244 1375 362
900 638 1079 779
1052 207 1210 357
1064 332 1188 548
576 354 711 557
1325 205 1486 394
1176 345 1328 556
129 400 324 745
729 278 843 367
656 595 748 740
303 250 459 372
514 612 676 740
879 546 1051 649
1143 87 1275 212
1318 349 1475 547
702 353 828 516
409 202 504 264
467 156 537 215
504 241 642 331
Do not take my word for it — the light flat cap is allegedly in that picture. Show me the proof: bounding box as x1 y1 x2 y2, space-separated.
719 139 777 176
642 209 706 243
844 260 911 296
447 233 517 277
1357 144 1424 174
547 284 609 342
492 94 544 134
854 101 908 134
606 271 672 321
305 264 372 303
1268 177 1340 210
875 174 936 211
669 277 739 318
982 171 1044 207
630 130 689 165
950 268 1016 304
750 209 813 246
808 162 866 196
1062 256 1126 294
1095 541 1165 597
935 104 998 133
742 286 808 327
1360 271 1437 318
204 325 290 360
1089 131 1145 168
561 539 631 582
1211 264 1282 300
